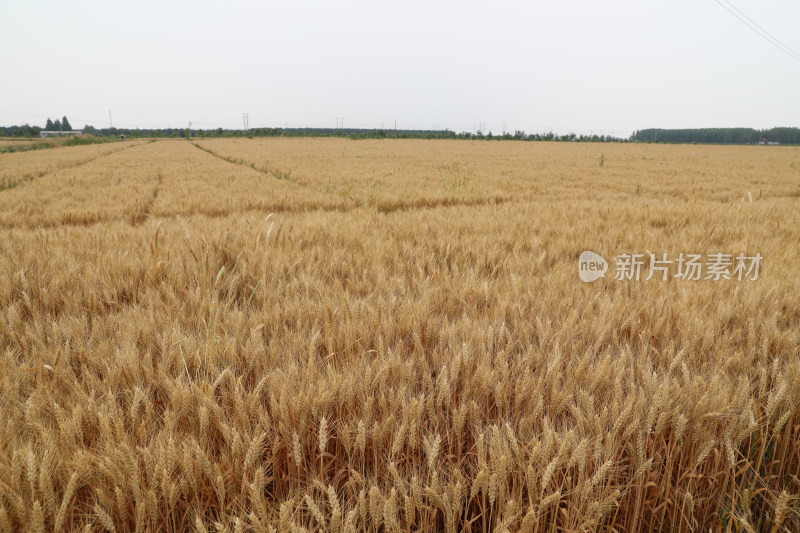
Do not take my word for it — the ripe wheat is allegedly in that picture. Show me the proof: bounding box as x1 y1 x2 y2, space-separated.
0 138 798 531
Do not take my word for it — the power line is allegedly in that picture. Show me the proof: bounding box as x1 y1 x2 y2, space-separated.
714 0 800 63
725 0 799 56
719 0 800 60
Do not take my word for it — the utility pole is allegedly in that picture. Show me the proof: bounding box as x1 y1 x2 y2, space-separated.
109 110 113 129
188 121 192 139
242 113 249 131
394 120 397 139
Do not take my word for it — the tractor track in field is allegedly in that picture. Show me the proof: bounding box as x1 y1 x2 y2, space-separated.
0 141 145 192
189 140 515 211
130 173 163 226
0 139 516 230
0 194 516 231
190 141 320 192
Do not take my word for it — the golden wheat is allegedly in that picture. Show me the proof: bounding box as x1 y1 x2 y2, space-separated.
0 138 798 531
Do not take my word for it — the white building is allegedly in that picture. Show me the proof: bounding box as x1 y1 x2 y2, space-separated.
40 130 83 137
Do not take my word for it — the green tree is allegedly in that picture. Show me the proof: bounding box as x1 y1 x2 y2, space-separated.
46 118 54 130
53 119 62 131
62 116 72 131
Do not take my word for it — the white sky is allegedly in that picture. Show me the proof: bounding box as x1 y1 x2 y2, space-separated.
1 0 799 136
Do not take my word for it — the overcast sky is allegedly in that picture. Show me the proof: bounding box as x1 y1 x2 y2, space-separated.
2 0 799 136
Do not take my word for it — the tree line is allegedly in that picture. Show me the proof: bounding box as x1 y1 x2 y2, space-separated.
0 116 74 137
630 127 800 144
2 121 799 144
45 116 74 131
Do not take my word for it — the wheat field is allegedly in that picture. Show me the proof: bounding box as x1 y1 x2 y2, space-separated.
1 138 799 532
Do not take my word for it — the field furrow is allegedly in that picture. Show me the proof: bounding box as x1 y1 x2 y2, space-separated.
0 141 159 228
0 140 144 191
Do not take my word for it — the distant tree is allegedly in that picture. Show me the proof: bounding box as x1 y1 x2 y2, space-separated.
46 118 54 130
629 127 777 144
765 127 800 144
62 116 72 131
53 119 62 131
